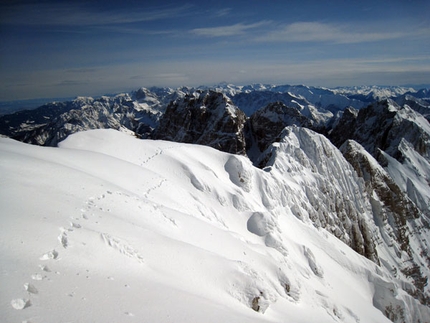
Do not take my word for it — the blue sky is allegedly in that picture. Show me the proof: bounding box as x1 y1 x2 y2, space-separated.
1 0 429 100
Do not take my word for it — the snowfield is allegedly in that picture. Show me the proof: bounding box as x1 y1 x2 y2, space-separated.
0 129 428 323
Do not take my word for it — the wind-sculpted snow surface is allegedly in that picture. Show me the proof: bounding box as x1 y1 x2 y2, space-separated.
1 129 429 323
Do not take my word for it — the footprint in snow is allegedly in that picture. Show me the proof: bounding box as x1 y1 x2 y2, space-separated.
24 283 38 294
40 249 59 260
31 273 44 281
40 265 51 272
11 298 31 310
71 222 81 229
58 232 68 249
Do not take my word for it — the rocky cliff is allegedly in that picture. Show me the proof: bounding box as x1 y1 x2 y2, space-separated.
153 90 247 155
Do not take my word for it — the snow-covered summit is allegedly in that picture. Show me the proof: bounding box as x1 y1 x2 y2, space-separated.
1 82 430 322
2 129 429 322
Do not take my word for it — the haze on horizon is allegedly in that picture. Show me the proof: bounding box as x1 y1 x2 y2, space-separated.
1 0 429 101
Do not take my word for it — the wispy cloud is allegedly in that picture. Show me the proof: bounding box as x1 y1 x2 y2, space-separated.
256 22 413 44
188 20 428 44
190 21 270 37
213 8 232 17
2 3 192 26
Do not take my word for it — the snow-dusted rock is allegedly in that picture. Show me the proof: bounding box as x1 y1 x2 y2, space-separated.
257 126 379 263
341 140 430 305
330 99 430 219
153 90 247 154
0 94 163 146
249 101 312 153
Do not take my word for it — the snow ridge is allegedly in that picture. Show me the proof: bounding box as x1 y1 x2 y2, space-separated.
2 129 429 323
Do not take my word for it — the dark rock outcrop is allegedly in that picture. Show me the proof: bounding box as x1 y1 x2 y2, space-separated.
249 102 312 153
330 99 430 162
153 90 247 155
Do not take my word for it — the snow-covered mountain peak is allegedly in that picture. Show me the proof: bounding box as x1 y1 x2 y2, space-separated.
332 85 417 101
2 129 430 322
1 82 430 322
256 127 379 261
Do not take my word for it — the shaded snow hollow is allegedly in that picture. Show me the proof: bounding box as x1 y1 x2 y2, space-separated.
1 129 429 323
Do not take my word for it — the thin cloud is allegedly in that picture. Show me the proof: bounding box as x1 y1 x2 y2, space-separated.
213 8 232 17
2 3 192 26
191 21 270 37
256 22 411 44
189 20 421 43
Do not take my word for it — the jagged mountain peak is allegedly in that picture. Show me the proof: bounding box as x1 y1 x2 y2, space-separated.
330 98 430 159
153 90 247 154
257 126 379 263
248 102 312 154
329 98 430 285
133 87 154 100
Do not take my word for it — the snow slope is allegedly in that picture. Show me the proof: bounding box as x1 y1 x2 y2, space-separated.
1 129 428 323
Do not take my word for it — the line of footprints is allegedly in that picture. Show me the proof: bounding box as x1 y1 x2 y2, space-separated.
11 246 60 310
11 215 83 311
11 190 136 319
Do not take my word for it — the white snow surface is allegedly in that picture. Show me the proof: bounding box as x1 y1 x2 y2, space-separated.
1 129 428 323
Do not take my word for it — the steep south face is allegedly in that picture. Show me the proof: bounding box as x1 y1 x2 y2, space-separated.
330 99 430 218
257 126 379 264
340 140 430 306
153 90 247 155
260 128 430 312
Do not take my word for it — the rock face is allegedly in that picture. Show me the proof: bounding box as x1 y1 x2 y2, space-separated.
248 102 312 153
330 99 430 218
329 100 430 307
330 99 430 161
257 126 379 264
340 140 430 305
153 90 247 154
